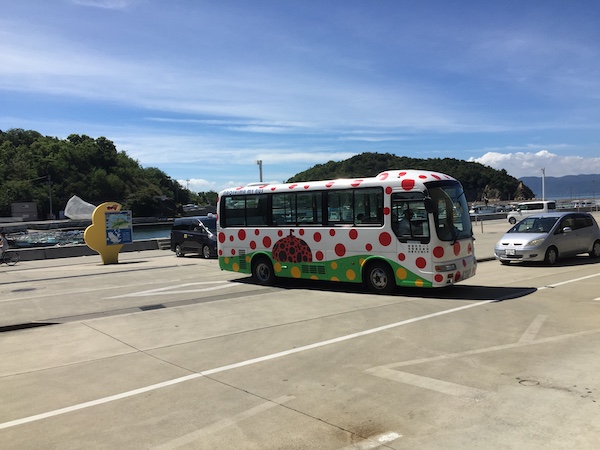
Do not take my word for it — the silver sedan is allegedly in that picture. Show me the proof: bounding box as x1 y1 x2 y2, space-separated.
494 212 600 265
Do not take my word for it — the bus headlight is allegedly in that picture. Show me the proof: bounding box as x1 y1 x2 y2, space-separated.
435 263 457 272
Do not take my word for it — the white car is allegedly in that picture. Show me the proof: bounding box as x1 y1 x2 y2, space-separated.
495 212 600 265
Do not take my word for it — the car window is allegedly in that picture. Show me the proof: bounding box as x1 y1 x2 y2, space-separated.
553 216 574 234
510 217 558 233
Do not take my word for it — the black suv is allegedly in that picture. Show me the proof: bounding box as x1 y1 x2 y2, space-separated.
170 215 217 258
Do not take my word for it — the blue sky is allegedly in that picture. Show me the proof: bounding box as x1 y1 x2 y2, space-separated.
1 0 600 194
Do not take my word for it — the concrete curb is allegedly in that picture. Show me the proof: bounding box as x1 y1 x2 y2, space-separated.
14 238 170 261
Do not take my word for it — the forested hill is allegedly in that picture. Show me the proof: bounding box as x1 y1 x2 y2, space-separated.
0 128 196 218
287 152 534 202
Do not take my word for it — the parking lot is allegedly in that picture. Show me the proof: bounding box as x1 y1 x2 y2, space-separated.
1 217 600 449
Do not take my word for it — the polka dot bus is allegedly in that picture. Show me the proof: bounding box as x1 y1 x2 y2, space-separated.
217 169 476 293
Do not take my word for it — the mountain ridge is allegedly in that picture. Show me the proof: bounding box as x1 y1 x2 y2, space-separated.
519 174 600 199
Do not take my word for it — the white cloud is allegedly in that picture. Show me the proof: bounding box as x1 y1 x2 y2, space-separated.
471 150 600 178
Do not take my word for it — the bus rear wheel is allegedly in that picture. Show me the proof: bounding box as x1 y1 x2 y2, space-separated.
252 256 275 285
364 261 395 294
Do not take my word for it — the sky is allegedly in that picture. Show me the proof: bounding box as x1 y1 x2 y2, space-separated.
1 0 600 194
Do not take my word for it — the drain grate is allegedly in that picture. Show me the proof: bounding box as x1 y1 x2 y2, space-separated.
139 304 166 311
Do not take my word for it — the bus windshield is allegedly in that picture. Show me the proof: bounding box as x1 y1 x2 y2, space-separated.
428 182 472 242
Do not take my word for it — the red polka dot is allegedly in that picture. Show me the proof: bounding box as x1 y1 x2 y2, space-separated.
401 179 415 191
349 229 358 240
278 230 283 237
329 229 336 237
435 274 444 283
351 180 363 187
304 185 310 189
379 173 389 180
250 241 257 250
270 187 277 191
383 207 390 215
229 235 234 242
218 249 223 256
238 229 246 240
416 257 427 269
419 175 427 179
231 249 236 255
366 243 373 251
289 184 297 189
468 243 472 254
398 253 406 261
432 174 441 180
326 182 334 188
254 229 260 236
433 246 444 258
299 229 305 236
335 243 346 257
314 232 322 242
218 233 226 243
316 250 324 260
455 271 461 281
385 186 392 194
453 242 461 256
399 171 406 176
462 259 467 267
379 232 392 246
263 236 272 248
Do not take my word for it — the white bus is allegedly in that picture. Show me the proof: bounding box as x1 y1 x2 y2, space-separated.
217 169 476 293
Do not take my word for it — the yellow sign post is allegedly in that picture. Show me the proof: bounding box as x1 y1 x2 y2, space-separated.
84 202 133 264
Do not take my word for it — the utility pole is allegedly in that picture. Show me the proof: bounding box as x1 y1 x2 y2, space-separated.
256 160 263 182
47 175 53 219
541 167 545 201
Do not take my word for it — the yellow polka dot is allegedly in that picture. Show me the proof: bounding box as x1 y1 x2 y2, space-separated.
310 275 319 280
331 261 338 270
331 276 339 282
415 279 424 287
346 269 356 281
291 266 301 278
359 258 366 266
274 262 282 273
224 257 230 264
246 256 251 263
396 267 407 279
232 263 239 272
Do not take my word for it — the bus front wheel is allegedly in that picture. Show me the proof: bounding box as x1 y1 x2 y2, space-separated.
252 256 275 285
364 261 395 294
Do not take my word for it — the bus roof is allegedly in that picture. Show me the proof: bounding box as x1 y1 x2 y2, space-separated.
219 169 458 196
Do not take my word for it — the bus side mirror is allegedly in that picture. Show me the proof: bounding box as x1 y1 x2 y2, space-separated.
424 198 434 213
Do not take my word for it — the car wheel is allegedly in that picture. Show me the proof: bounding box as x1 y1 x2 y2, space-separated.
364 261 395 294
202 244 212 259
590 240 600 258
508 217 516 224
252 256 275 285
175 244 185 257
544 246 558 265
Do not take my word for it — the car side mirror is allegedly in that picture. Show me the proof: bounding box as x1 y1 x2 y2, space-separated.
562 227 573 233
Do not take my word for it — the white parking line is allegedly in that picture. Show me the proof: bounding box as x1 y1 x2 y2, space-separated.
106 281 238 298
538 272 600 290
519 315 548 343
340 431 402 449
366 366 489 399
152 395 295 449
0 300 493 430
